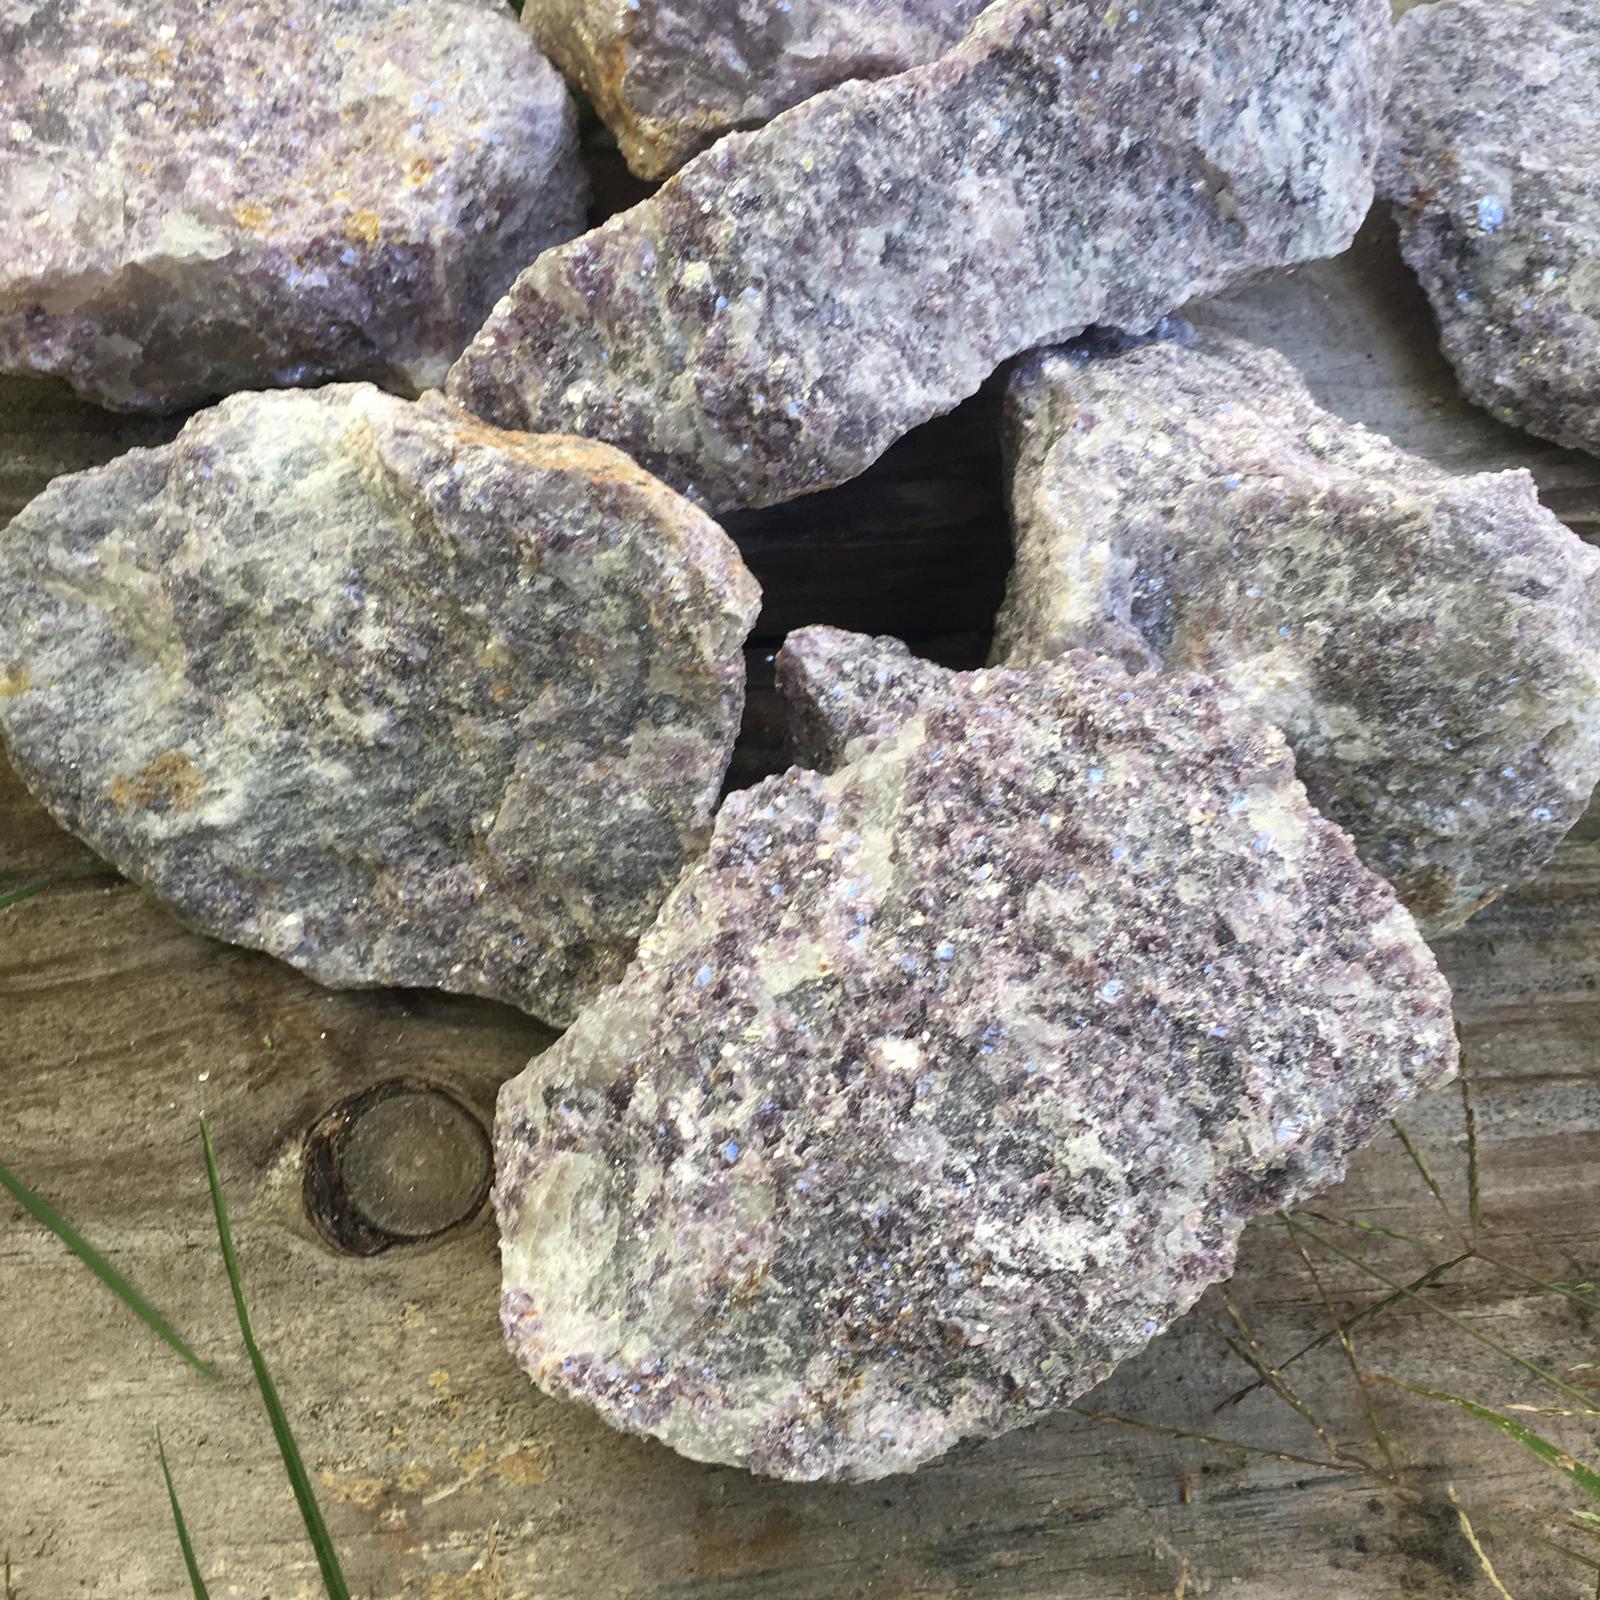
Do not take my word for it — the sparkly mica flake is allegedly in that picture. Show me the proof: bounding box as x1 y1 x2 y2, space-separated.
1380 0 1600 456
0 0 587 412
526 0 988 179
992 328 1600 937
497 648 1458 1481
0 385 759 1025
448 0 1392 510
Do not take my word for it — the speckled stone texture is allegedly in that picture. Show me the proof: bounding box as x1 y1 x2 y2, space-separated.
496 649 1459 1481
0 0 586 412
1380 0 1600 456
448 0 1392 511
525 0 988 179
991 328 1600 938
776 624 952 771
0 385 759 1025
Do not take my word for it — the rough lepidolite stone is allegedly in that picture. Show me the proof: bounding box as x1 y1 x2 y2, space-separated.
0 385 759 1025
448 0 1392 510
496 650 1458 1481
776 624 951 771
0 0 587 412
990 328 1600 937
526 0 988 179
1380 0 1600 456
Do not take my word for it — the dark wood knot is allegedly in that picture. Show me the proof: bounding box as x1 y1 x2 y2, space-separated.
303 1078 492 1256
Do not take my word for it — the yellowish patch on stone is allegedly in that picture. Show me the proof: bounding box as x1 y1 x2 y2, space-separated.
110 750 203 813
317 1459 432 1512
0 664 29 699
406 155 437 186
232 200 272 233
317 1471 389 1513
488 680 515 705
493 1445 551 1487
344 208 382 246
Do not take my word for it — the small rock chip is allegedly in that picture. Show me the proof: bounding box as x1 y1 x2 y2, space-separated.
448 0 1392 510
1380 0 1600 456
527 0 988 179
496 648 1458 1481
776 624 951 771
0 385 759 1025
990 328 1600 937
0 0 587 412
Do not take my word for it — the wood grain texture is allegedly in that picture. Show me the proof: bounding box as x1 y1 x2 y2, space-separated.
4 112 1600 1600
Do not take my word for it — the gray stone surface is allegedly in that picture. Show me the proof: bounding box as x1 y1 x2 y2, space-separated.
525 0 988 179
448 0 1393 511
496 648 1459 1481
991 327 1600 938
0 0 586 413
0 384 759 1025
1380 0 1600 456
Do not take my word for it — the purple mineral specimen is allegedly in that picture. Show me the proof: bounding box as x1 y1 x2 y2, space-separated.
496 645 1457 1480
449 0 1392 509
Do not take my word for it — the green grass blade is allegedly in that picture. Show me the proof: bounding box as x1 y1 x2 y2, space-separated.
1376 1377 1600 1503
199 1118 350 1600
0 878 59 911
1284 1220 1399 1476
0 1160 215 1378
1287 1216 1598 1412
1215 1250 1471 1412
1061 1404 1363 1473
1459 1050 1483 1237
0 865 120 909
157 1428 211 1599
1390 1119 1458 1228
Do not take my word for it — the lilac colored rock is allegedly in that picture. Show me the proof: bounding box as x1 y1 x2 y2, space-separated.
496 646 1458 1481
0 0 587 412
0 385 759 1025
525 0 988 179
448 0 1393 510
991 327 1600 937
1380 0 1600 456
776 624 951 771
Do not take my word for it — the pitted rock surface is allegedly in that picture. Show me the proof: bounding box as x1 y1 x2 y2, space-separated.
448 0 1392 510
1380 0 1600 456
496 649 1458 1481
991 328 1600 937
0 0 586 412
0 384 759 1025
526 0 988 179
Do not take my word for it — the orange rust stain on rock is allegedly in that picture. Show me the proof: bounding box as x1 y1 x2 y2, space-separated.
110 750 204 813
0 665 29 699
492 1444 551 1486
232 200 272 232
344 208 382 246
